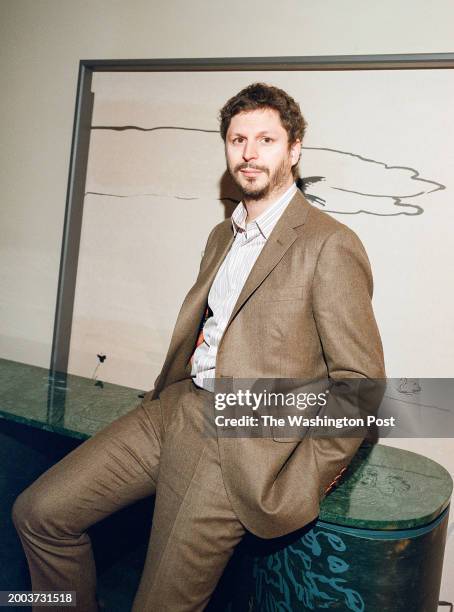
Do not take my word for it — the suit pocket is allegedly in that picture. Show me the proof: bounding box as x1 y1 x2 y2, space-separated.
262 286 303 302
273 434 305 443
272 425 309 443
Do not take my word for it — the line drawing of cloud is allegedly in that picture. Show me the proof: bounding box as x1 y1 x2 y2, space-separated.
86 126 445 216
300 146 445 216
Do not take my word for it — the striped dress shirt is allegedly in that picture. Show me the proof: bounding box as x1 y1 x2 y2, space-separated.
191 182 297 390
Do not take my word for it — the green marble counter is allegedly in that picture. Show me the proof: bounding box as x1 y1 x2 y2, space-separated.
0 358 144 439
1 358 452 530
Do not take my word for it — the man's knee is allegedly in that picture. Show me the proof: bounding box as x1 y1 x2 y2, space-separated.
12 484 65 539
12 488 31 535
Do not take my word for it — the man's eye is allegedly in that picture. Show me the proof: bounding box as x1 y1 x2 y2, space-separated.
232 137 244 144
262 137 273 143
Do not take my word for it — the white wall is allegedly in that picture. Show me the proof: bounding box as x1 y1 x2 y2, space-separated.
1 0 453 606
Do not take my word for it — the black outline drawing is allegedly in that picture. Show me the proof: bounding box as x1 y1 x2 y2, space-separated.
87 126 445 217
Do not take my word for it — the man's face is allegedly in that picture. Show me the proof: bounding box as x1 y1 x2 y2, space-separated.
225 108 301 201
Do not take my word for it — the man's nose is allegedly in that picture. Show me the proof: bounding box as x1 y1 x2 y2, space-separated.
242 140 258 161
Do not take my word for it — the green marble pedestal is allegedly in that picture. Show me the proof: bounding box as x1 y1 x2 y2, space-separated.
248 444 452 612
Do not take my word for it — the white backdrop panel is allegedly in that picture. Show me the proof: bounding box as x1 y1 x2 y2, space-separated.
67 69 453 388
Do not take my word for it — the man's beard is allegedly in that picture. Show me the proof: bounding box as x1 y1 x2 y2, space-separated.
229 158 290 201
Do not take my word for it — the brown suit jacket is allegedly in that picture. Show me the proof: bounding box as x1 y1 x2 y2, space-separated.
149 188 385 538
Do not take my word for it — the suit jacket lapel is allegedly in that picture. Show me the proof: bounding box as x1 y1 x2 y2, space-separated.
226 189 312 327
194 221 234 299
179 220 233 346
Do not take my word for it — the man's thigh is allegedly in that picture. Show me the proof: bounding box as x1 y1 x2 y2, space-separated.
133 385 245 611
14 394 166 535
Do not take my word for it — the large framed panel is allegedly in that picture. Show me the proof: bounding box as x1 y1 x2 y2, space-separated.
52 55 454 390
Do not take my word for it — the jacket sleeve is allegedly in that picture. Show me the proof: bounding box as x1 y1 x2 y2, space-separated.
312 226 385 380
310 226 386 499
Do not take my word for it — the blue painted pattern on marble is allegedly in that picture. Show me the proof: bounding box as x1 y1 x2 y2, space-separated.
253 528 365 611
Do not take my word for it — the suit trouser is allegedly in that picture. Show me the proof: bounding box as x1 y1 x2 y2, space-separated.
12 379 246 611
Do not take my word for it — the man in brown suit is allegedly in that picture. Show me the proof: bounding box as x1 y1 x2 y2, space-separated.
13 83 385 611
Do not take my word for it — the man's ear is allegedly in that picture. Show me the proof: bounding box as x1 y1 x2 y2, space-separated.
290 139 302 166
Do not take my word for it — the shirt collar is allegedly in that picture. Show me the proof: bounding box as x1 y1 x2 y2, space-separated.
231 182 297 239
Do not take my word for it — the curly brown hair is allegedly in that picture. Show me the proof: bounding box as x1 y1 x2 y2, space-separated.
219 82 307 146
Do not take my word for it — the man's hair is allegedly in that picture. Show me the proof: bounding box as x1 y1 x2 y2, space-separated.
219 82 306 178
219 82 307 145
